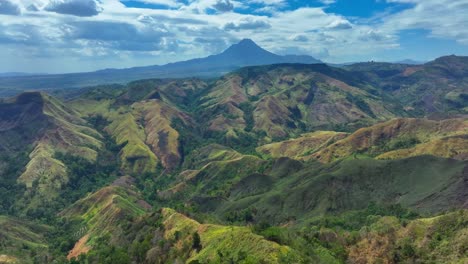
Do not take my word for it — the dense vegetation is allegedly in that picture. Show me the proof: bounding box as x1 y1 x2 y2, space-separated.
0 58 467 263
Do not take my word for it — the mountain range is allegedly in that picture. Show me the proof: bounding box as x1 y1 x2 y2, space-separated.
0 39 321 96
0 40 467 263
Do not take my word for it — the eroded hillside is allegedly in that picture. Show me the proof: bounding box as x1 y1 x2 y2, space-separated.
0 59 467 263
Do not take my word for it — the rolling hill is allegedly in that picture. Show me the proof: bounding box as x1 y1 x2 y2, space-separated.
0 57 466 263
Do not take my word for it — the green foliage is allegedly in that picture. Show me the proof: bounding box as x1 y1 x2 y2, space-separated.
0 151 29 215
384 137 421 151
238 102 255 132
225 208 255 224
130 234 152 262
72 236 130 264
307 203 419 232
1 60 468 264
53 143 120 213
253 223 286 245
345 93 376 118
192 232 202 252
46 218 82 256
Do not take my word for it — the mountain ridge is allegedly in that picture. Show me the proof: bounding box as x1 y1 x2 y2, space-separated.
0 55 467 263
0 39 321 93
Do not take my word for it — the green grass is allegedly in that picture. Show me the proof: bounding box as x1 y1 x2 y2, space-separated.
0 215 51 263
106 110 158 174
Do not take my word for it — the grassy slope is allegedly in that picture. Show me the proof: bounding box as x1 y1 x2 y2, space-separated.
60 178 307 264
61 176 148 237
200 64 408 141
106 109 158 174
161 208 303 264
133 99 192 170
1 60 467 263
182 143 244 169
312 118 468 162
0 92 103 210
347 210 468 263
256 131 348 159
179 156 466 224
346 56 468 115
69 81 198 173
0 215 51 263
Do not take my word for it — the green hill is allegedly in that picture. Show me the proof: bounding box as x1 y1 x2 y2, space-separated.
0 59 467 263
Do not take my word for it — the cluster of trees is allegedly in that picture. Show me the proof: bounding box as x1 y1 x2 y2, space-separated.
0 152 29 214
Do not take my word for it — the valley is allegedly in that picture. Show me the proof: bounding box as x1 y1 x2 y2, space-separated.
0 54 467 263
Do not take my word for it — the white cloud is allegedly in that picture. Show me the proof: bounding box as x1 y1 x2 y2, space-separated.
326 19 352 30
45 0 102 17
212 0 234 12
120 0 184 8
0 0 21 15
381 0 468 44
0 0 467 72
318 0 336 5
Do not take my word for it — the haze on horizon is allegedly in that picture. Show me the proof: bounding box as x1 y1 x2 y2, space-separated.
1 0 468 74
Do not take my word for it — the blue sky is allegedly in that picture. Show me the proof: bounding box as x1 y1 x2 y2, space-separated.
0 0 467 73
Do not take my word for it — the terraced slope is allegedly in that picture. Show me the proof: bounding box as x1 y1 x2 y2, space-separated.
61 176 150 258
0 215 50 263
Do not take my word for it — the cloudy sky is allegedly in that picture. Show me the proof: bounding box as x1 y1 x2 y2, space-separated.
1 0 468 73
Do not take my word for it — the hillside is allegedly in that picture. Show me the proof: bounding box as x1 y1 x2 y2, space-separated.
0 92 103 212
199 64 408 141
346 56 468 115
0 59 467 263
61 177 307 263
0 215 51 263
310 118 468 162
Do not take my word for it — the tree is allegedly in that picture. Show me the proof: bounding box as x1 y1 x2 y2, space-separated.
192 232 202 252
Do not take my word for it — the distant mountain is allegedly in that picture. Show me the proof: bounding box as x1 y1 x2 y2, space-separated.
393 59 425 65
0 39 321 93
345 55 468 115
0 72 45 77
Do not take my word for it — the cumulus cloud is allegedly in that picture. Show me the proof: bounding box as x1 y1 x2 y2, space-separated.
0 0 21 15
212 0 234 12
194 37 231 53
45 0 102 17
248 0 285 6
68 21 172 51
1 0 467 73
292 35 308 42
319 0 335 4
120 0 184 8
27 4 40 11
381 0 468 44
327 19 352 30
224 18 271 31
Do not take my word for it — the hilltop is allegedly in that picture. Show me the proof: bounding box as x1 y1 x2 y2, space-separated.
0 60 466 263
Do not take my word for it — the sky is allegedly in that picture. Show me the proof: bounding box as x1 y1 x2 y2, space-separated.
0 0 468 73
